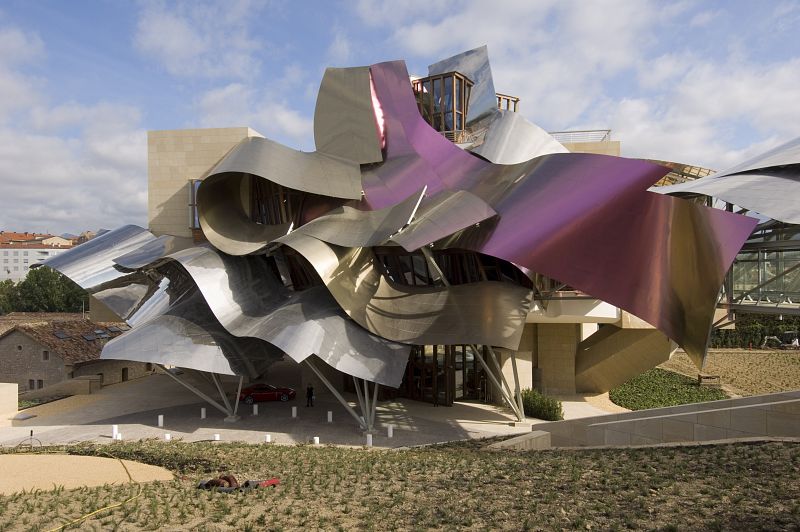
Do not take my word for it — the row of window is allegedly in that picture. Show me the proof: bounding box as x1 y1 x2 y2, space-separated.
1 250 54 256
28 379 44 390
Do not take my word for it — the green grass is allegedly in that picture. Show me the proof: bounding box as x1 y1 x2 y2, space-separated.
1 439 798 530
610 368 728 410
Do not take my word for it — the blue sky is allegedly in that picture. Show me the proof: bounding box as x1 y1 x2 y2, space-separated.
1 0 799 234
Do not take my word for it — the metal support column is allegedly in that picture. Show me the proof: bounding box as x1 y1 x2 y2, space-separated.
306 359 367 430
471 345 524 421
158 365 230 417
509 351 525 420
232 376 244 417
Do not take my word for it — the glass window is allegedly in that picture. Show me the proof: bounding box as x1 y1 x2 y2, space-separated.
42 350 49 361
37 379 43 389
28 379 35 390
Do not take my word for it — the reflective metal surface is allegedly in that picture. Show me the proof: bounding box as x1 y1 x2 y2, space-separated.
197 172 292 255
390 190 496 252
278 232 533 349
469 110 568 164
136 246 410 387
37 225 156 291
656 137 800 225
314 66 383 164
204 136 363 199
712 136 800 177
113 234 195 270
291 189 423 248
428 45 497 126
365 60 757 365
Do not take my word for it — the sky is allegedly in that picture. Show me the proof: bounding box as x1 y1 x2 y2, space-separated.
0 0 799 235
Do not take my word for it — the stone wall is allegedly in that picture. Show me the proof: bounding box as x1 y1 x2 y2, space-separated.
72 359 153 386
0 331 67 391
535 323 580 394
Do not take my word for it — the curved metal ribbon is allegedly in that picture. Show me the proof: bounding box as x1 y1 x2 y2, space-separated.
366 60 757 366
277 231 533 350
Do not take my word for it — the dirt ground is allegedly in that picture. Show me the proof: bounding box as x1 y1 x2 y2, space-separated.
660 348 800 396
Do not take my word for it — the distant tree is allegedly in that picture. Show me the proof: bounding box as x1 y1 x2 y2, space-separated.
0 280 15 314
9 267 87 313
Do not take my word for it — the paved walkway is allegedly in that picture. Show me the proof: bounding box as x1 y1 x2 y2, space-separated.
0 455 173 495
0 374 618 449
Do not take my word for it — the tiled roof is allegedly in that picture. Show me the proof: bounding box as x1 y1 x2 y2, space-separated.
0 317 127 364
0 313 86 336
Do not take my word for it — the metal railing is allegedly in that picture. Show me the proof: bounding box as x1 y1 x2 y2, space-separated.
548 129 612 143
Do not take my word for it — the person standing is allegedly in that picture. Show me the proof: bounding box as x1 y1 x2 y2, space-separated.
306 384 314 407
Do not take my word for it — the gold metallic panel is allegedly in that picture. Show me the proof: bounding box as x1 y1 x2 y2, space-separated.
205 136 363 199
197 172 291 255
314 66 383 164
278 232 532 349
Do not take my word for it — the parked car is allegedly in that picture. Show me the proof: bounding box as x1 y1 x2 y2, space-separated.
239 384 296 404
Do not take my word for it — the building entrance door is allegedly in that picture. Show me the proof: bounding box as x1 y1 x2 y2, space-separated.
400 345 487 406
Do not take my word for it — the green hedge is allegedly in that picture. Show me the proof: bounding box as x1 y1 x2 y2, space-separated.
521 388 564 421
710 314 800 348
609 369 727 411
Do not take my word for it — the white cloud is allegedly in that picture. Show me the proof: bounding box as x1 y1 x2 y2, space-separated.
327 26 352 65
134 0 265 78
0 20 147 234
195 77 313 147
689 9 721 27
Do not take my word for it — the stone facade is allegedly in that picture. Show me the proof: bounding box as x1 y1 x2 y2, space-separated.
148 127 261 238
0 330 151 391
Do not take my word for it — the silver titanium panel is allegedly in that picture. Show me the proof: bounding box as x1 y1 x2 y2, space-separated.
92 282 151 321
206 136 363 199
197 172 292 255
279 232 532 350
314 66 383 164
36 225 156 291
390 190 497 251
293 189 424 248
102 315 238 375
149 247 409 387
428 45 497 126
470 110 568 164
656 168 800 224
712 136 800 177
113 234 195 270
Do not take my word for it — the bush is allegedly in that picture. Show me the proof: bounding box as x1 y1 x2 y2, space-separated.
609 369 727 410
521 388 563 421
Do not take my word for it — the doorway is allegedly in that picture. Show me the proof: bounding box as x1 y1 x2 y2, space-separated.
121 367 129 382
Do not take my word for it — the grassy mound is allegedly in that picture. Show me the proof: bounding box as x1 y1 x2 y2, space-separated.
0 440 798 530
610 368 727 410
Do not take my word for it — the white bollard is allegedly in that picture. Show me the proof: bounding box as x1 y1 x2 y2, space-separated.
200 407 206 419
165 433 171 441
157 414 164 428
213 433 220 441
116 433 122 441
111 425 118 439
265 434 271 443
387 425 394 438
366 433 373 447
253 404 258 416
327 411 333 423
291 406 297 418
313 436 320 445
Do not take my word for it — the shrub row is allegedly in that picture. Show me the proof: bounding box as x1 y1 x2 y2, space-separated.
521 388 563 421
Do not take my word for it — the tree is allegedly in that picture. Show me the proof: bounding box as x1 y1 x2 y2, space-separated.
8 267 87 313
0 280 15 314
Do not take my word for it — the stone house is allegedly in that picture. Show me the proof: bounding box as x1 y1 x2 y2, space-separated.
0 313 152 391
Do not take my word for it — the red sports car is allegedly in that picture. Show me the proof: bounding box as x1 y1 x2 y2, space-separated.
239 384 296 404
